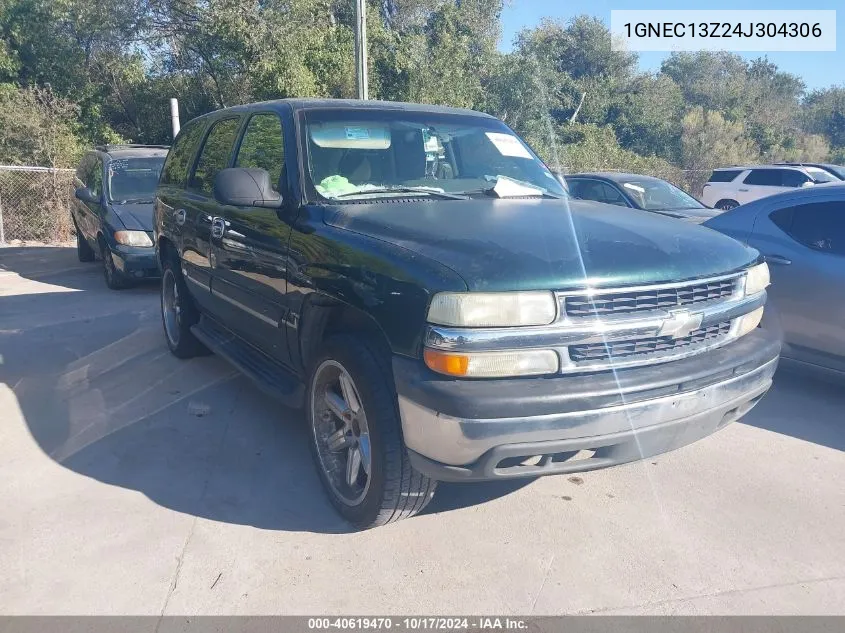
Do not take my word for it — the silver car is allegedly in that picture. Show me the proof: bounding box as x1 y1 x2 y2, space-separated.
704 183 845 377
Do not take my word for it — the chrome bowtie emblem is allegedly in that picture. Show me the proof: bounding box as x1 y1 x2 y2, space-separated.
658 309 703 339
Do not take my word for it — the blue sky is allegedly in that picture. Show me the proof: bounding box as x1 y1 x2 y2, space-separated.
499 0 844 92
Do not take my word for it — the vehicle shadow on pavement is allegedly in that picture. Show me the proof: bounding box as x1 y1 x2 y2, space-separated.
740 367 845 452
2 246 530 533
0 246 131 291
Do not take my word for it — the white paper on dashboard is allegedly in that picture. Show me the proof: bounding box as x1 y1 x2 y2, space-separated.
485 132 533 159
491 177 543 197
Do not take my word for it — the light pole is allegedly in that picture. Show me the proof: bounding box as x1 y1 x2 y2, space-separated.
354 0 368 100
170 98 181 138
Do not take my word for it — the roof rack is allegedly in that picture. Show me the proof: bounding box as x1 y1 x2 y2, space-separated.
95 144 170 152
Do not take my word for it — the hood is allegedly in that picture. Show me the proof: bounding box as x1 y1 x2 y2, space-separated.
110 202 154 231
645 207 721 224
324 198 758 291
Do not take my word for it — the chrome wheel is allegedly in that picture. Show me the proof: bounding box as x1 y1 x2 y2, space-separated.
310 360 372 506
162 268 182 347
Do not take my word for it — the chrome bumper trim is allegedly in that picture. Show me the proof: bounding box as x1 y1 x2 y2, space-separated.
398 356 777 466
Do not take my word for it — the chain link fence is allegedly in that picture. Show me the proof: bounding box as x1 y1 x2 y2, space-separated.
0 165 76 244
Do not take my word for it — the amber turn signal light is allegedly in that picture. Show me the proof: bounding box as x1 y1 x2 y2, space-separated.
424 349 470 377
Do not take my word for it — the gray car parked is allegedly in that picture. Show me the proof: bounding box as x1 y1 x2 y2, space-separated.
704 183 845 376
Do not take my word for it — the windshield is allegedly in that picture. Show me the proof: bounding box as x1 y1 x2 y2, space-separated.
826 165 845 179
107 156 165 203
619 179 704 211
805 167 838 184
302 109 565 201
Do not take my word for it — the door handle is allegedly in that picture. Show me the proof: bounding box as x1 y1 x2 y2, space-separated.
174 208 186 226
211 217 230 239
764 254 792 266
738 188 749 192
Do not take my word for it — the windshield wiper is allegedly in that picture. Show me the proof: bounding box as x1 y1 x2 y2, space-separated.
330 187 468 201
458 175 565 200
112 198 154 204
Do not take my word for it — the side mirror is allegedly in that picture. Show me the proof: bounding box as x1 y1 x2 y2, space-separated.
801 180 815 188
74 187 98 203
214 168 283 209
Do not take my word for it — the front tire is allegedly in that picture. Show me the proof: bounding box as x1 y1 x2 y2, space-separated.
75 222 95 262
99 238 132 290
160 258 206 358
307 335 437 529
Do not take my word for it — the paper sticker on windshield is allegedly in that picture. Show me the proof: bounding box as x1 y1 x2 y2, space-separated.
623 182 646 193
345 126 371 140
485 133 532 159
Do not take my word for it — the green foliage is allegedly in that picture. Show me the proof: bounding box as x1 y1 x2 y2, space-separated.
0 84 84 167
0 1 843 184
804 86 845 150
608 74 684 162
557 123 682 186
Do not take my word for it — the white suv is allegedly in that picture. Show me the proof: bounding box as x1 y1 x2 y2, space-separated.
701 165 838 210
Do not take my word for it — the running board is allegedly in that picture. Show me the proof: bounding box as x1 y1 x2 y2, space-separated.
191 316 305 408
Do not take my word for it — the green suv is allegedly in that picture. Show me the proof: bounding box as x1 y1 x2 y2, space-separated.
154 99 780 529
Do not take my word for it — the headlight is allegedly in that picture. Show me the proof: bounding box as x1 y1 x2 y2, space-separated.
744 262 770 296
424 348 559 378
113 230 153 247
736 306 764 338
427 291 557 327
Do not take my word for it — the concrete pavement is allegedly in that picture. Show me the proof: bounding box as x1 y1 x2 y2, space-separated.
1 246 844 615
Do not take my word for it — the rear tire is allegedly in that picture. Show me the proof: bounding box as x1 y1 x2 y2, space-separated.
160 257 206 358
99 237 132 290
75 223 95 263
307 335 437 529
715 199 739 211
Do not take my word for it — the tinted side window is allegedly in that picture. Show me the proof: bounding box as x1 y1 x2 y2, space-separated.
234 113 284 192
571 179 627 206
708 170 741 183
189 118 241 194
89 157 104 198
743 169 781 186
780 170 810 188
160 120 205 187
75 153 94 188
771 201 845 255
770 206 794 234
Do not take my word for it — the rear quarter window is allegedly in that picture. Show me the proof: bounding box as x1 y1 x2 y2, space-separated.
708 170 741 183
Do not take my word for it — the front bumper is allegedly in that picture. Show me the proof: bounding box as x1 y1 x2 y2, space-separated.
110 245 160 279
394 328 780 481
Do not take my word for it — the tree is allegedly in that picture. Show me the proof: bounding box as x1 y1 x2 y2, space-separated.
370 0 502 107
804 86 845 151
0 84 84 167
608 74 684 162
681 107 757 193
516 16 636 81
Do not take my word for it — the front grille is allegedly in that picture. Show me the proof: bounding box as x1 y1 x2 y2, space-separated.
569 321 731 363
565 278 737 317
